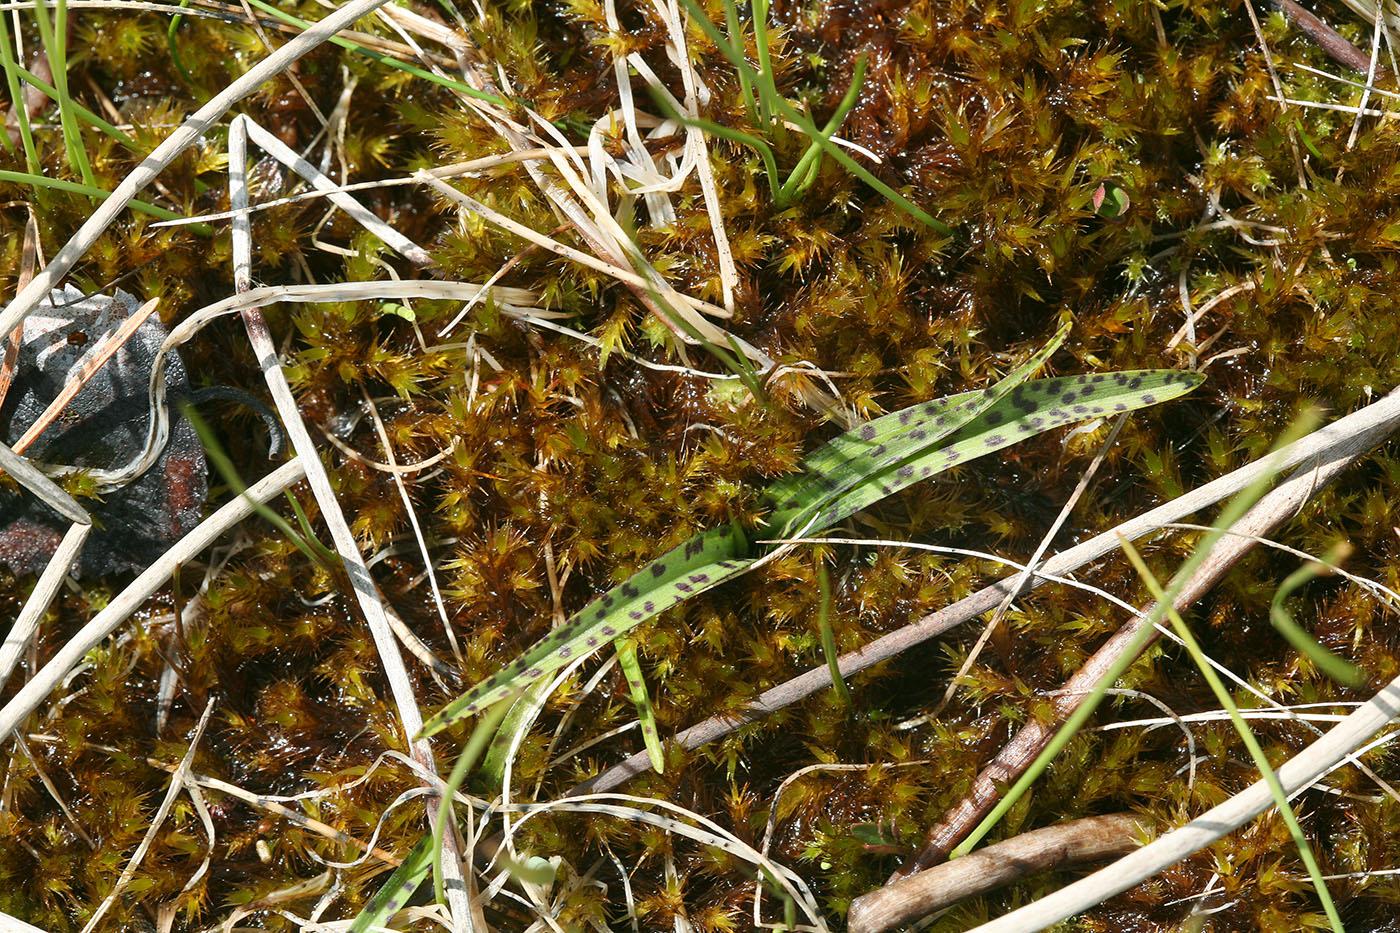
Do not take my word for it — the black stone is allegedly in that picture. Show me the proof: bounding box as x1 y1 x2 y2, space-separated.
1 287 208 577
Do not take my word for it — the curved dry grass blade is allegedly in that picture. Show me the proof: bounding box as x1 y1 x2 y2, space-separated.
0 457 306 738
0 439 89 524
0 0 396 340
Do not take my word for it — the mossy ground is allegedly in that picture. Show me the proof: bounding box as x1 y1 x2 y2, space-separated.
4 0 1400 929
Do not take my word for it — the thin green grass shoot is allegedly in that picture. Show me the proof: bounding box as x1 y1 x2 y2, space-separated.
0 171 210 230
945 413 1321 863
183 405 337 569
33 0 95 191
166 0 200 93
720 0 758 127
349 691 512 933
643 93 786 203
1270 543 1366 687
617 638 666 772
429 695 514 911
1118 536 1344 932
0 64 136 146
751 0 775 130
0 9 41 172
780 55 867 200
817 561 852 711
680 0 952 234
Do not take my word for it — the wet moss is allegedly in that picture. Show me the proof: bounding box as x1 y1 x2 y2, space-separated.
7 0 1400 928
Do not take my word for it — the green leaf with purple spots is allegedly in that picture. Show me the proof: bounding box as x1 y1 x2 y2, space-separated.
419 523 752 736
418 330 1203 740
617 638 666 772
765 323 1072 540
802 368 1204 534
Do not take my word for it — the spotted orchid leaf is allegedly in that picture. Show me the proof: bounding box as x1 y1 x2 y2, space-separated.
418 334 1204 740
616 638 666 772
350 833 433 933
765 323 1071 540
419 523 752 735
803 368 1204 533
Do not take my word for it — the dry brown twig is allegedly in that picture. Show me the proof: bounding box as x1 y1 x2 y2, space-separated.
846 813 1154 933
1273 0 1373 72
887 416 1381 884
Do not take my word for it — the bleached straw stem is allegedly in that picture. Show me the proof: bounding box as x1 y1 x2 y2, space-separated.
0 458 307 738
0 0 396 341
226 116 472 928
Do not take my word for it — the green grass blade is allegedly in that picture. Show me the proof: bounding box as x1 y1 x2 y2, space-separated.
720 0 757 126
418 524 752 736
430 694 514 905
34 0 95 190
1270 548 1365 686
817 562 852 710
0 171 208 229
781 55 867 199
0 10 40 171
1121 538 1344 932
166 1 200 93
281 490 343 569
617 638 666 772
681 0 949 233
184 405 334 568
643 85 786 204
751 0 774 130
0 64 135 145
351 695 514 931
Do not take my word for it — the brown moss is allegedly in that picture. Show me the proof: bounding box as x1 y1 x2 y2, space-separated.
9 0 1400 928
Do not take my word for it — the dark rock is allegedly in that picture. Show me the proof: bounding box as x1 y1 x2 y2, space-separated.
0 286 208 577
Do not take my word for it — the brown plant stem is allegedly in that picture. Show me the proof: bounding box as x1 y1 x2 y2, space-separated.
1272 0 1372 73
847 813 1153 933
570 389 1400 798
891 415 1379 880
